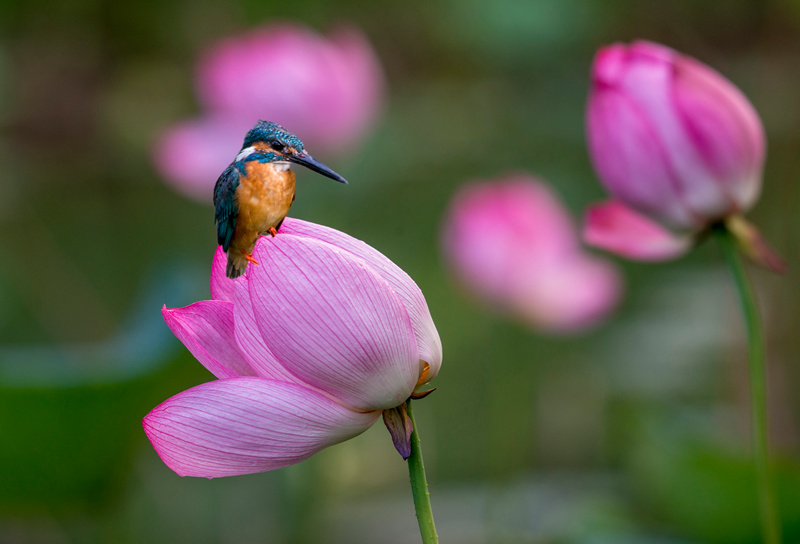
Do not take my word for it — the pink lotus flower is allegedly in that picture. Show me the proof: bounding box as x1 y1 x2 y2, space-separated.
153 22 384 202
144 219 441 477
583 40 782 270
442 174 621 333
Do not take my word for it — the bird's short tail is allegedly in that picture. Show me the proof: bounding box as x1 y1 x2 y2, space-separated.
226 251 248 279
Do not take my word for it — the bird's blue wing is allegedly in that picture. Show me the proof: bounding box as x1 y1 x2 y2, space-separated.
213 164 240 251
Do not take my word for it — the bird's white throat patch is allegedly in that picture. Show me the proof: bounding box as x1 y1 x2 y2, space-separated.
271 162 291 172
235 146 256 162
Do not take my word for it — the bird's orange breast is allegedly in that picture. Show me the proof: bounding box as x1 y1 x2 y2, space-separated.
232 162 296 250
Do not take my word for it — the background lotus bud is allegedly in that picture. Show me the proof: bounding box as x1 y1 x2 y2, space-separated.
584 40 781 270
153 22 384 202
144 219 442 477
587 40 764 230
152 116 249 202
442 174 621 333
197 23 383 155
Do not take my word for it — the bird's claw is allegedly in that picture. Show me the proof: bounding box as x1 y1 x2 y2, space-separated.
268 227 279 237
241 250 259 266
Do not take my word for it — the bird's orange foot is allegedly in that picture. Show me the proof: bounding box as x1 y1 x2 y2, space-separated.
241 250 259 266
268 226 279 237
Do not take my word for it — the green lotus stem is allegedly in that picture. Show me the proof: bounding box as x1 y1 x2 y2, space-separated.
405 400 439 544
715 224 781 544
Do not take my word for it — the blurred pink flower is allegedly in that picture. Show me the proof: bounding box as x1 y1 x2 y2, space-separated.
442 174 621 333
583 40 780 269
153 22 384 202
144 219 441 477
153 116 249 202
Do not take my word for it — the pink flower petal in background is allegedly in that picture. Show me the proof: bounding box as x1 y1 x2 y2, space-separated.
153 116 250 203
153 22 384 203
584 200 693 261
509 253 621 333
197 23 383 154
145 219 441 476
442 174 621 333
671 51 764 211
143 378 379 478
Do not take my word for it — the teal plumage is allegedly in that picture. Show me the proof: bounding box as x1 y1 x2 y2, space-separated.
213 163 240 252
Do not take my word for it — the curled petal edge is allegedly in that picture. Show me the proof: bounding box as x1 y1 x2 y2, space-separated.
162 301 256 379
584 200 693 261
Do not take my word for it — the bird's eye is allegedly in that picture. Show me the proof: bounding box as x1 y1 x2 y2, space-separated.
271 141 286 153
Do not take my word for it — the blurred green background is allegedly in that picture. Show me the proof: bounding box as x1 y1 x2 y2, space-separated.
2 0 800 542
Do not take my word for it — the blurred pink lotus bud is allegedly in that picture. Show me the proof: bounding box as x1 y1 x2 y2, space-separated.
153 116 250 202
153 22 384 202
442 174 621 333
583 40 782 270
144 219 441 477
587 40 764 230
197 23 383 154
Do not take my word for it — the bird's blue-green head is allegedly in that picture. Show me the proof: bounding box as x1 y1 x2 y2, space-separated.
236 120 347 184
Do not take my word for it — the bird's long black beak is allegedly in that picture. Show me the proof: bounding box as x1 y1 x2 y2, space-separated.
289 152 348 184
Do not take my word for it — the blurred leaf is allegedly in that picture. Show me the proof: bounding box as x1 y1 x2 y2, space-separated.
628 411 800 544
0 269 204 510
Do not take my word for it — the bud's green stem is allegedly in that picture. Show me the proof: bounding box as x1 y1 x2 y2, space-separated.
714 224 782 544
405 400 439 543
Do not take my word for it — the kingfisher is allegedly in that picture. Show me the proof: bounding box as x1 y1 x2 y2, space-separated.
214 120 348 278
